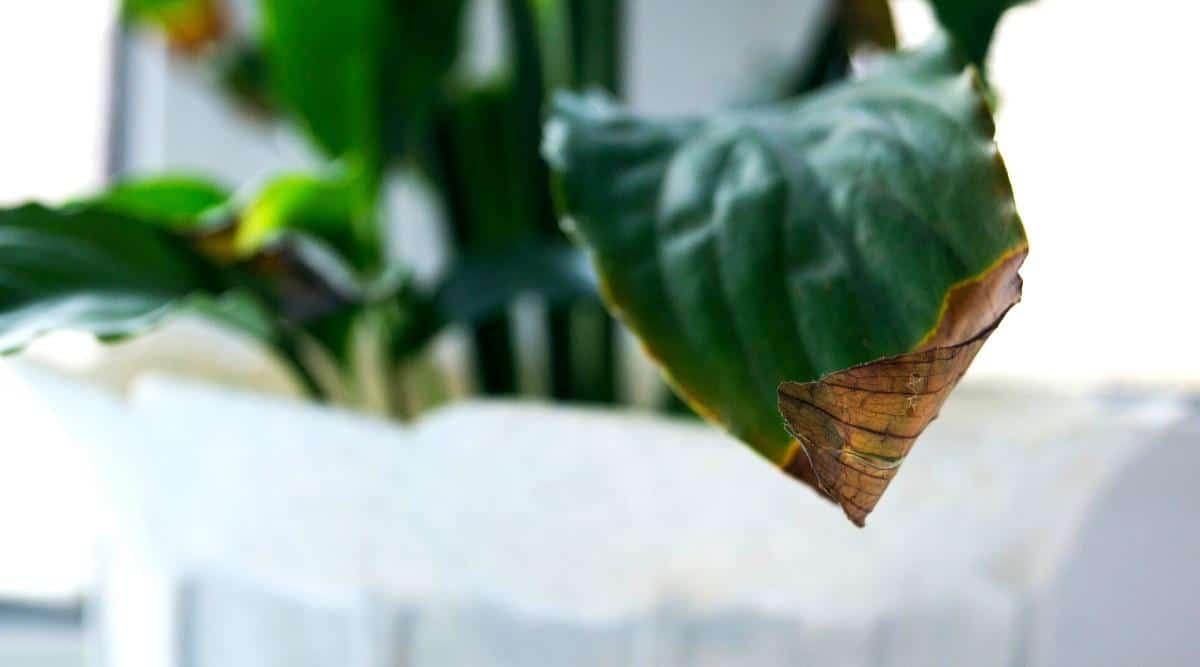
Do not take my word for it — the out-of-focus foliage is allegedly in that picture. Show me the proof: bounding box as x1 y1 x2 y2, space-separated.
79 0 1033 439
259 0 467 180
122 0 226 52
76 175 230 230
0 205 217 353
236 171 366 268
211 41 277 116
436 242 596 325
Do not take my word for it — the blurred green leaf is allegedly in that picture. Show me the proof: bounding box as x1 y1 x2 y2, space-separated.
76 175 231 230
236 171 367 269
0 204 219 353
435 241 596 325
185 289 279 345
928 0 1031 72
425 82 531 396
432 81 548 249
259 0 467 170
543 35 1027 465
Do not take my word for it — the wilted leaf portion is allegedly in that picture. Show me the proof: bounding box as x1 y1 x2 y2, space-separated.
778 247 1025 525
543 35 1027 525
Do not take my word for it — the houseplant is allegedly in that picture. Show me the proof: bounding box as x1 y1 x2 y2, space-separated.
0 0 1027 525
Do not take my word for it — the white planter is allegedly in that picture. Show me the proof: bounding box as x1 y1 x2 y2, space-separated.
29 368 1188 667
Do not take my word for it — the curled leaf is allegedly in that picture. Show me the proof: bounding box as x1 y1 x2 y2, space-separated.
543 35 1027 525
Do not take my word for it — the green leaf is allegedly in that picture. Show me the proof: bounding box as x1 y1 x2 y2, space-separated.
433 80 554 248
435 241 596 325
259 0 466 168
185 290 279 345
928 0 1031 72
543 36 1026 468
236 171 367 269
0 204 218 353
76 175 231 230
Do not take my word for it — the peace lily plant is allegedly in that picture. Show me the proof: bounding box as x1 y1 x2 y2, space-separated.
0 0 1028 525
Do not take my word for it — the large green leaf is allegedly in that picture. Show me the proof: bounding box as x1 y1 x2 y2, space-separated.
259 0 466 168
0 205 217 353
543 36 1027 521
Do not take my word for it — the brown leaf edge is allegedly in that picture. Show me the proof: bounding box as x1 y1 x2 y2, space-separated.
777 243 1028 526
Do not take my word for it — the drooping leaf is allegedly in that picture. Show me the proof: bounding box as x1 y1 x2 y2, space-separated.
0 204 219 353
259 0 467 170
75 175 231 230
122 0 226 53
543 35 1027 525
928 0 1032 72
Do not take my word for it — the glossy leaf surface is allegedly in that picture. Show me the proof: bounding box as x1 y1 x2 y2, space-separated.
544 37 1027 520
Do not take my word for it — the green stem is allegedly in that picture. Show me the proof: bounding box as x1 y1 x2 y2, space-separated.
277 333 328 401
554 0 623 404
474 315 518 395
386 366 413 421
567 0 624 92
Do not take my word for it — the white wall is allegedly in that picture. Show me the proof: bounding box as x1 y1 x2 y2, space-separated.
0 0 118 205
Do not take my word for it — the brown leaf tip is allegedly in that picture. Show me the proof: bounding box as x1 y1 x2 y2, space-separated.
778 247 1027 526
